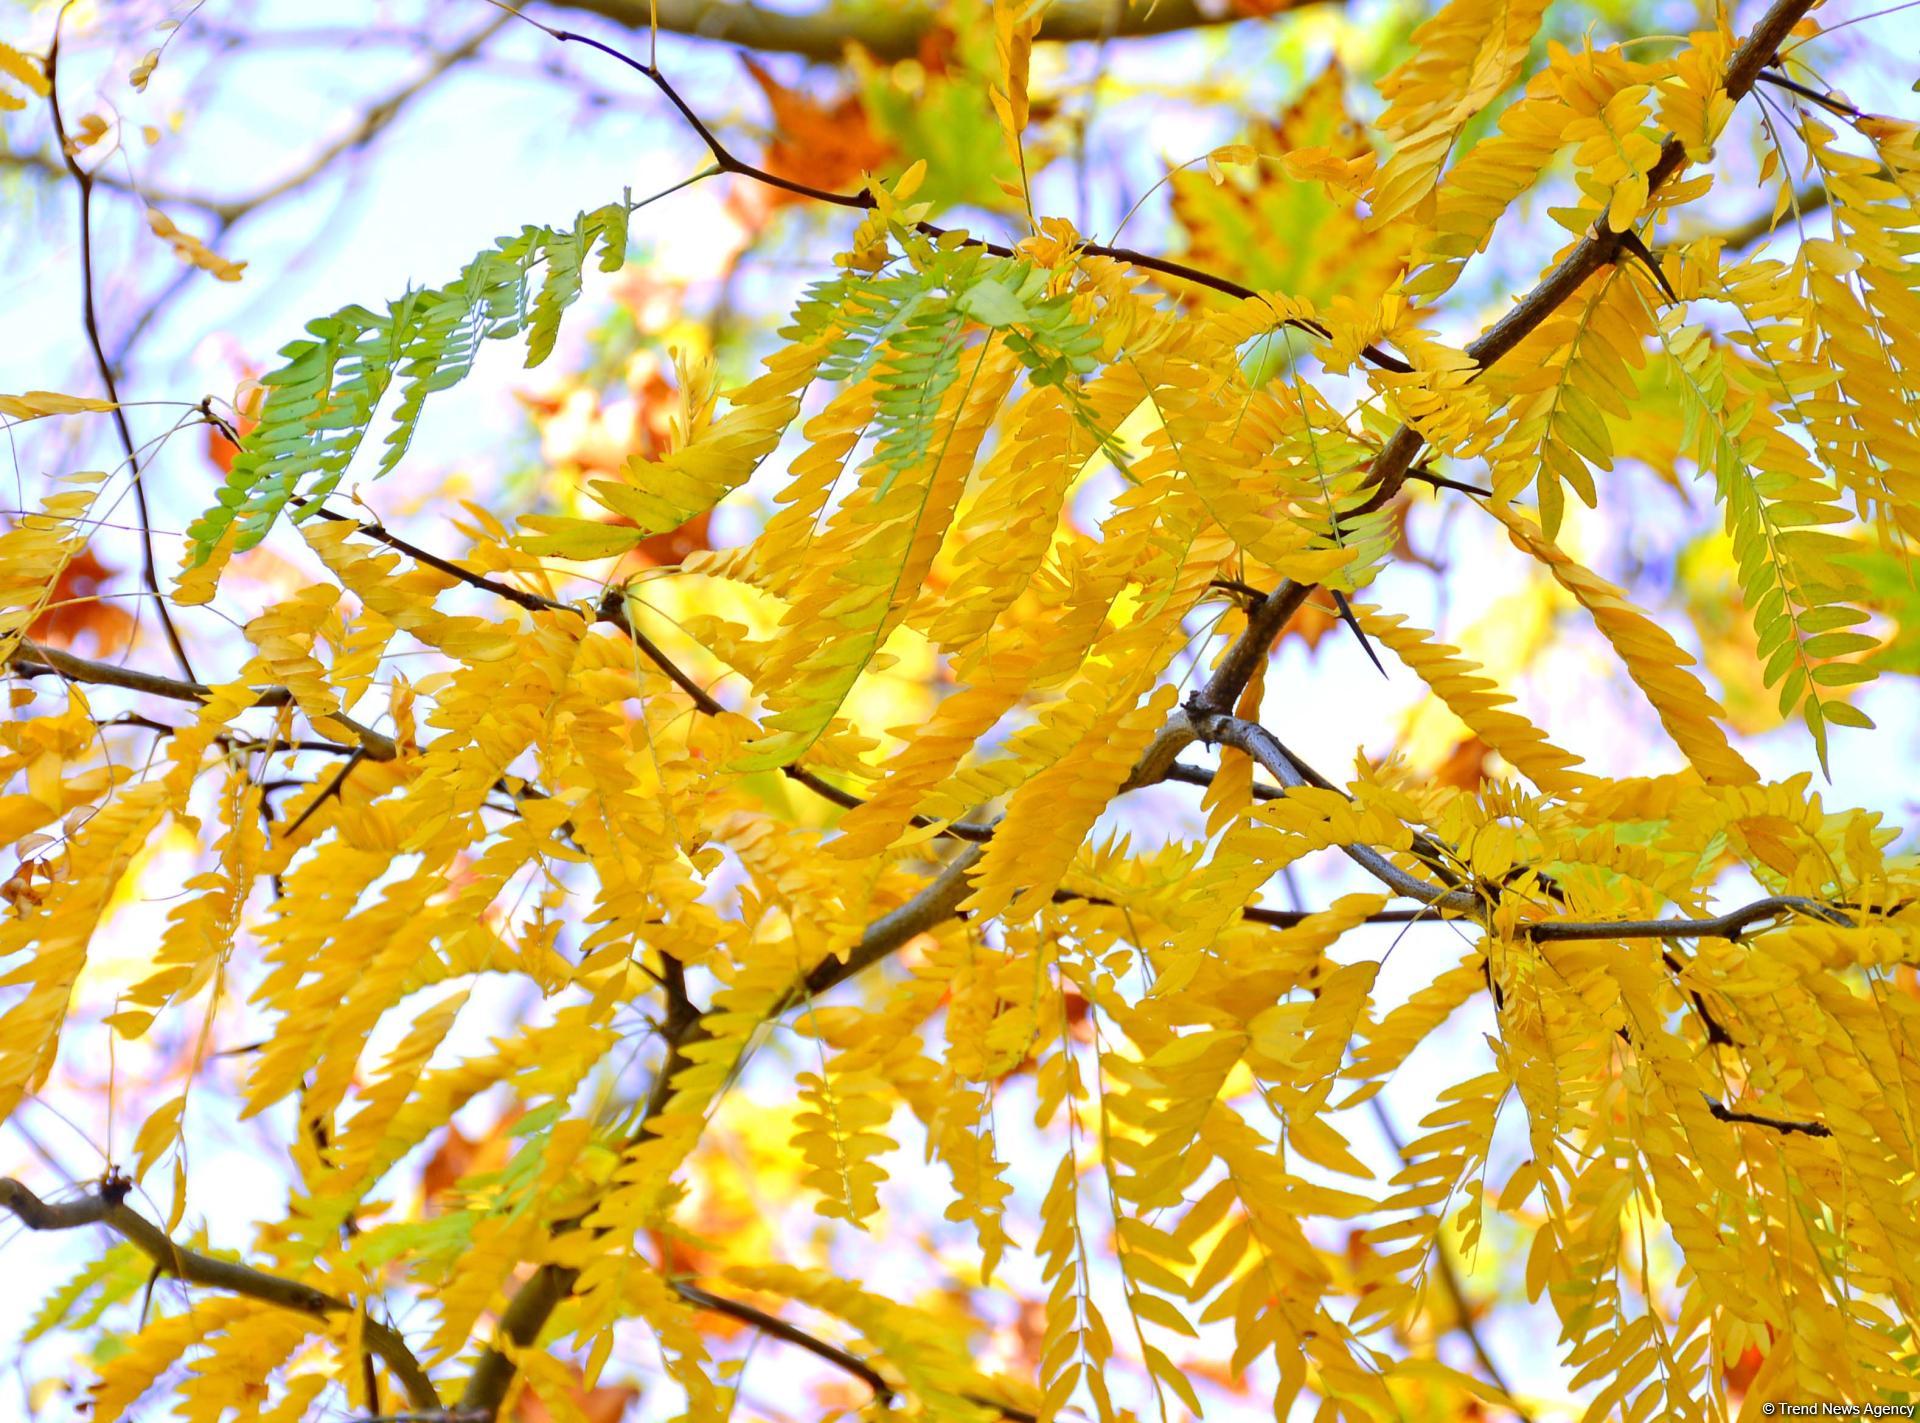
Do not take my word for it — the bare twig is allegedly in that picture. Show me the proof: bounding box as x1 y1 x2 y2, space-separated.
670 1281 896 1404
283 745 370 836
671 1280 1039 1421
501 11 1417 375
9 18 510 225
45 19 194 685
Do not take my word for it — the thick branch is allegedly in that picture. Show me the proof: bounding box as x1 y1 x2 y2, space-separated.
0 1177 438 1410
6 639 398 761
543 0 1308 64
1523 896 1853 942
1350 0 1815 516
1188 581 1312 716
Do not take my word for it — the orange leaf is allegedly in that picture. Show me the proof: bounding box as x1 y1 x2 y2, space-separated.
25 547 136 656
1431 736 1494 791
514 1377 638 1423
741 57 892 212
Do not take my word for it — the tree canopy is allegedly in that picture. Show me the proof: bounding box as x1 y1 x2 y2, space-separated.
3 0 1920 1419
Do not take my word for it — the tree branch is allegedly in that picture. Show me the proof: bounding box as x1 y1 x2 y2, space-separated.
8 18 509 225
1175 716 1862 946
1165 0 1819 733
1348 0 1816 517
6 638 399 761
44 22 194 686
669 1280 895 1404
458 836 987 1416
511 13 1415 375
0 1177 438 1410
671 1280 1039 1421
1186 709 1481 911
540 0 1314 64
1523 896 1853 942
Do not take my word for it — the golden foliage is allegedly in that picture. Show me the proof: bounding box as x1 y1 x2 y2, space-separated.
4 4 1919 1422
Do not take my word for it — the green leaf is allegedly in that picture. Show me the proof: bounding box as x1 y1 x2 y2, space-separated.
187 199 630 564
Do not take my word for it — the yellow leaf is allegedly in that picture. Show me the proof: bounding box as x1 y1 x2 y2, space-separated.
0 390 117 420
144 207 247 281
0 41 50 102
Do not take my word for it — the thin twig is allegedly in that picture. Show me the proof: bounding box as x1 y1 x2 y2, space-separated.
1368 1099 1531 1420
283 745 370 836
45 17 195 684
6 18 511 225
500 8 1418 375
670 1281 895 1404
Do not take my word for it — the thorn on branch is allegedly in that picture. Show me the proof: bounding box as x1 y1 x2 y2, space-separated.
1755 66 1865 119
1703 1094 1832 1138
1406 466 1493 499
1613 229 1681 305
1329 590 1387 678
